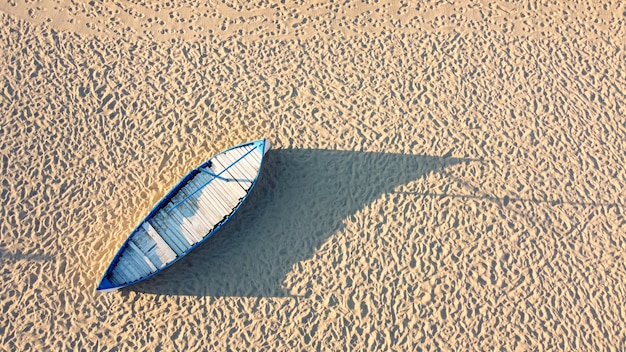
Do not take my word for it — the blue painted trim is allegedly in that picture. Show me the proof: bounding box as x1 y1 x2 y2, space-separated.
166 147 257 213
96 139 268 292
198 168 253 183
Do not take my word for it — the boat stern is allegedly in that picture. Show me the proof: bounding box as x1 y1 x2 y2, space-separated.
95 276 120 293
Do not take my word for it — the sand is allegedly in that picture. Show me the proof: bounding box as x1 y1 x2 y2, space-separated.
1 0 625 350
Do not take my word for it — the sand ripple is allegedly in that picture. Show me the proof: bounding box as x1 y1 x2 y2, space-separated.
1 1 625 350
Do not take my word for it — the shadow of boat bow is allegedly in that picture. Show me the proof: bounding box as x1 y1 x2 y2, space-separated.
127 148 471 297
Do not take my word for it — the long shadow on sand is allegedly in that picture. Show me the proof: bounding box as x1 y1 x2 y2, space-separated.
126 149 470 297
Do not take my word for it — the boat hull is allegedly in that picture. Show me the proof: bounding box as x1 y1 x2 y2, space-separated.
96 139 270 292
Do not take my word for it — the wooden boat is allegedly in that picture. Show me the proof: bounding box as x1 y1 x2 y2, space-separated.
96 139 271 292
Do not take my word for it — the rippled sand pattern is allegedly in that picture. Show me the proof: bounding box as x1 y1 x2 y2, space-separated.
1 0 625 350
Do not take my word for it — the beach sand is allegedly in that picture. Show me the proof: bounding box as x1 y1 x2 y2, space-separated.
1 0 625 350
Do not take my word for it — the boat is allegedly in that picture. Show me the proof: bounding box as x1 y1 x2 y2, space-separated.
96 139 271 292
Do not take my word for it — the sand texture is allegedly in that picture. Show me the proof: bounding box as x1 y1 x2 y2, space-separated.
1 0 626 350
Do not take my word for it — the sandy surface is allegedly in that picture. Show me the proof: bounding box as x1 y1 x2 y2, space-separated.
1 0 625 350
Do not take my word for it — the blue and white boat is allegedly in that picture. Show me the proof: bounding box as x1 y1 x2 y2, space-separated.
96 139 271 292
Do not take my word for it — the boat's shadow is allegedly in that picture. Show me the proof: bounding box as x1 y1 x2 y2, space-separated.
126 149 470 297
